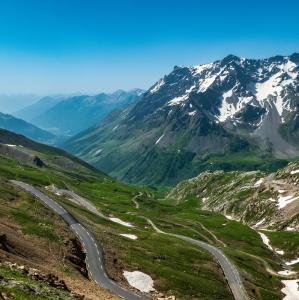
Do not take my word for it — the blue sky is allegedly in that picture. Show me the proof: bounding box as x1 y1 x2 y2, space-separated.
0 0 298 95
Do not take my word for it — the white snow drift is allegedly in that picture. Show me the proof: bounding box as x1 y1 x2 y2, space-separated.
123 271 155 293
281 280 299 300
109 217 134 227
120 234 138 240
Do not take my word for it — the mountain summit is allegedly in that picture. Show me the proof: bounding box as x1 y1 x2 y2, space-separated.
64 54 299 185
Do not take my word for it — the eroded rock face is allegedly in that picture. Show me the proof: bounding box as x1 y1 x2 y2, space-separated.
0 234 9 252
65 238 88 278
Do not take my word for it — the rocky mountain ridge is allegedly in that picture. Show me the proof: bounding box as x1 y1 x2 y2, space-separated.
64 53 299 185
167 161 299 231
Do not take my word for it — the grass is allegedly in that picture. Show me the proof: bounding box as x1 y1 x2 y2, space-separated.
0 151 292 300
0 155 234 299
204 153 288 172
0 264 80 300
262 230 299 259
0 181 64 242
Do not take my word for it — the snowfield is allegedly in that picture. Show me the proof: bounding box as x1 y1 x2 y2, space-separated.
150 78 165 94
123 271 155 293
258 232 286 255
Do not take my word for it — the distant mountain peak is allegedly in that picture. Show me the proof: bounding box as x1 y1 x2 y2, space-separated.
290 52 299 63
221 54 242 64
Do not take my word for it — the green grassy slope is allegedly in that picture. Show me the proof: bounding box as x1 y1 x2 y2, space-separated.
1 129 296 299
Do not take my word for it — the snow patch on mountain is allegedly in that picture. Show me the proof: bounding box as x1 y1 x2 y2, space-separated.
286 258 299 266
254 178 264 187
150 79 165 94
253 218 266 228
188 110 197 116
156 56 298 128
155 134 165 145
258 232 273 250
168 94 189 106
218 93 253 122
277 195 299 209
192 63 214 75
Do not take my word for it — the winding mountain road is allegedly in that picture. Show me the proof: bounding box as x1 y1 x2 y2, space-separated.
11 180 249 300
146 219 250 300
10 180 148 300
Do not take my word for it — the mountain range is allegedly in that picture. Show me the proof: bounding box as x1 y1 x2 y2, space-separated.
16 89 144 136
0 112 57 144
64 53 299 185
15 95 65 123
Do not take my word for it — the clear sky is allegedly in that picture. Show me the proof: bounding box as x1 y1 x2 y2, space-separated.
0 0 298 95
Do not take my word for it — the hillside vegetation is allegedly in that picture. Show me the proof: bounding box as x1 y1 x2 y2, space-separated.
1 129 298 299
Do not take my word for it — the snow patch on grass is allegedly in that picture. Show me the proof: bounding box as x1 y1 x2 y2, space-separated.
225 214 236 220
277 195 299 209
188 110 196 116
254 178 264 187
278 270 297 276
120 234 137 240
286 258 299 266
281 280 299 300
123 271 155 293
253 218 266 228
109 217 134 227
290 169 299 175
258 232 273 251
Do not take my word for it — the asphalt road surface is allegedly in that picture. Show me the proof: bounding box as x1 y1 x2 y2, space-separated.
175 235 250 300
10 180 148 300
146 218 250 300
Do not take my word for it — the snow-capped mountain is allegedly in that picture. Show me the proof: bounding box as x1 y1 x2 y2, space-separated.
132 53 299 155
64 54 299 185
